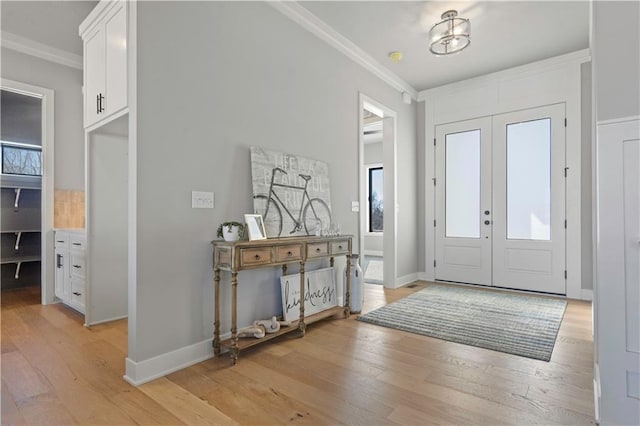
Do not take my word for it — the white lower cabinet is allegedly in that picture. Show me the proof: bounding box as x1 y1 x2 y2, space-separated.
54 230 86 314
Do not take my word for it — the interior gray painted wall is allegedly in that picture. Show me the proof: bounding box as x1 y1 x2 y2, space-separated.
593 1 640 121
134 1 417 361
1 89 42 146
416 101 426 273
580 62 593 291
1 48 84 190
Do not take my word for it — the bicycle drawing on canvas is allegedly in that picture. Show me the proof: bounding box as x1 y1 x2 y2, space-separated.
253 167 331 237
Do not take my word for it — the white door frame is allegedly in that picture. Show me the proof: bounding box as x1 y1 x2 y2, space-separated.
359 93 398 288
1 78 55 304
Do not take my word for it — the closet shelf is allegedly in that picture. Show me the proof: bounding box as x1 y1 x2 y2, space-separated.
0 256 41 264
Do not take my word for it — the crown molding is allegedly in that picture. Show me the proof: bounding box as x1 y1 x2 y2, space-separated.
1 31 82 70
269 1 418 100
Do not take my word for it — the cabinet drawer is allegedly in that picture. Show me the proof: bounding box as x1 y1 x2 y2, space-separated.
70 254 86 278
239 247 272 267
70 235 86 250
216 247 232 269
274 244 302 262
70 277 85 305
307 242 329 258
55 234 69 249
331 240 350 255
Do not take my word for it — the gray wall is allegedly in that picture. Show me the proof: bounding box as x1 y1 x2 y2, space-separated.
580 62 593 291
1 48 85 190
416 101 426 273
593 1 640 121
134 1 417 361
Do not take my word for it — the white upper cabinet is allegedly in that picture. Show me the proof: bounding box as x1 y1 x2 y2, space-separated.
80 1 127 128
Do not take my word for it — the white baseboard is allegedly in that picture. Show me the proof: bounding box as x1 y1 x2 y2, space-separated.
124 339 214 386
86 314 128 327
363 250 383 257
580 289 593 301
394 273 420 288
594 362 601 423
417 272 429 281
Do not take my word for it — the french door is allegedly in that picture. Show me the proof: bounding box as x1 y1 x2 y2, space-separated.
435 104 566 294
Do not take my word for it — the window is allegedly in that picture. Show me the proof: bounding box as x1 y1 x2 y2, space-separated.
368 166 383 232
1 142 42 176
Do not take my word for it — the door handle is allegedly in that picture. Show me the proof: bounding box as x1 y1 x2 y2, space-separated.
56 254 62 268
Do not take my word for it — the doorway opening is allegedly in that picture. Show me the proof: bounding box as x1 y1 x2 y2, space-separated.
0 80 54 304
359 94 397 288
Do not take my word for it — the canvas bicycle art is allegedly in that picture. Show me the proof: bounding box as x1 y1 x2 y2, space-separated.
250 147 333 238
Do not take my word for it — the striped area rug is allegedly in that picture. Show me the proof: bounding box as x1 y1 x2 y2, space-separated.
358 284 567 361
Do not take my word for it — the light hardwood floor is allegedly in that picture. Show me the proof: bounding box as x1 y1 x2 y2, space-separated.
1 282 595 425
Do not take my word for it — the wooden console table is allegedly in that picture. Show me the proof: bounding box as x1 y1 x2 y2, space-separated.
212 235 352 364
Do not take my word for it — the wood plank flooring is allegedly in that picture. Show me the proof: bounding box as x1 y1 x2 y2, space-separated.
1 282 595 425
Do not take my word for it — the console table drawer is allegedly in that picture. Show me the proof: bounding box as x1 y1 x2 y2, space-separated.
307 242 329 258
331 240 350 255
240 247 272 266
274 244 302 262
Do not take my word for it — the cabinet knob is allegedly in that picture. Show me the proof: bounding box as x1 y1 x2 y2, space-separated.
338 245 343 250
287 251 292 257
316 247 321 253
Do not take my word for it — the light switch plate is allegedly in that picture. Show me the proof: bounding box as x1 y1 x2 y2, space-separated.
192 191 214 209
351 201 360 212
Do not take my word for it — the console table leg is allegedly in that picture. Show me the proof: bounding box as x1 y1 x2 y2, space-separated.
298 261 306 336
213 268 221 356
230 271 239 365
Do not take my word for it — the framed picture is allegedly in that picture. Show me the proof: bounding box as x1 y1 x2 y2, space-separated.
280 267 337 321
245 214 267 241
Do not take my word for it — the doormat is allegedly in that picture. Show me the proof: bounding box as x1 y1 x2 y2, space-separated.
358 285 567 361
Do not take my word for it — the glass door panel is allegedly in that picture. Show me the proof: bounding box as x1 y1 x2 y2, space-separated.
445 130 481 238
506 118 551 240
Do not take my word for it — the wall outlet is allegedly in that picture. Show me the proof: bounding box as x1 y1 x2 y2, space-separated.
192 191 214 209
351 201 360 212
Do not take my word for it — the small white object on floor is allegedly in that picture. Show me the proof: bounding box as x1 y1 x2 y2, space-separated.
254 316 280 333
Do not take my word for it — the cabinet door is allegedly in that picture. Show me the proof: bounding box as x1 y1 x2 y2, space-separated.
84 27 105 127
54 248 69 300
104 2 127 116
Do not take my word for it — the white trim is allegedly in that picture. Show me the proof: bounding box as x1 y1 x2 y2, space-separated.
580 289 593 301
417 272 429 281
418 49 591 102
86 314 127 327
363 250 383 257
270 1 417 100
1 31 82 70
1 79 55 306
124 339 213 386
597 116 640 126
395 273 420 289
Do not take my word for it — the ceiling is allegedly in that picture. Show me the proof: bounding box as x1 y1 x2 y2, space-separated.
301 1 590 91
1 1 590 92
1 1 97 56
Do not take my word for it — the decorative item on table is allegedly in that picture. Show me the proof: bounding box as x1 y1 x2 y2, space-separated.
344 254 364 314
216 221 244 242
237 316 292 339
244 214 267 241
280 267 337 321
250 147 332 238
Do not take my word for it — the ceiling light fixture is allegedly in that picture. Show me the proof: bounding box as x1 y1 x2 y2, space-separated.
428 10 470 56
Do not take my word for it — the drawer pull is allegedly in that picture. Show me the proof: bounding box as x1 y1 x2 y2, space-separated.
73 292 81 296
315 247 321 253
254 254 260 260
73 265 82 269
287 251 292 257
338 245 343 249
72 243 82 246
56 240 65 243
